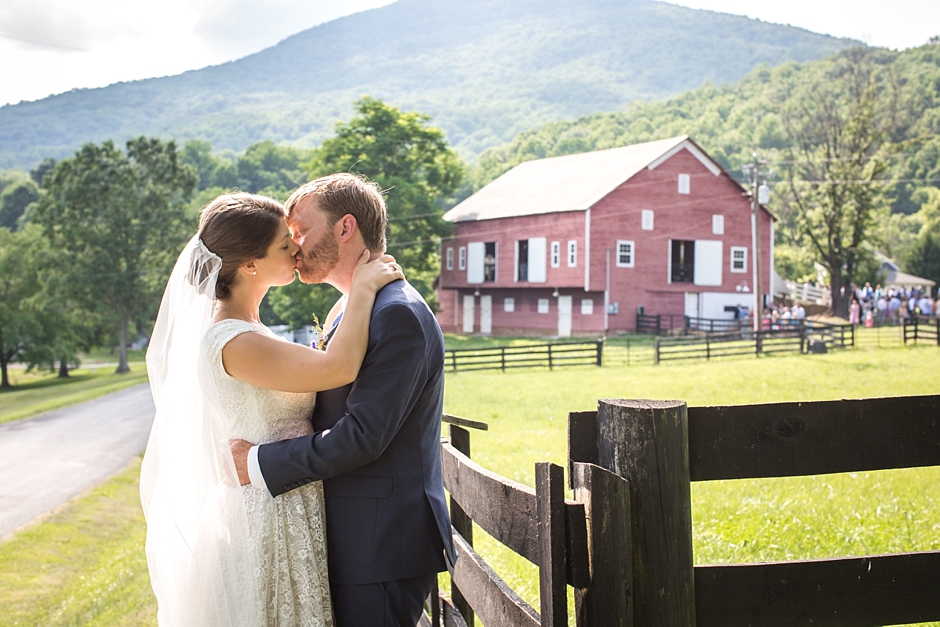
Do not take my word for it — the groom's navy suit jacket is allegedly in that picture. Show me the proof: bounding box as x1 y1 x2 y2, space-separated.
257 280 455 586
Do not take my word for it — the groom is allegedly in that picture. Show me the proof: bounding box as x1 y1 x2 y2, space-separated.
231 173 455 626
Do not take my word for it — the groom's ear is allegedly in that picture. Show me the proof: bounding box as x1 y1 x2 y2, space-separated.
336 214 358 243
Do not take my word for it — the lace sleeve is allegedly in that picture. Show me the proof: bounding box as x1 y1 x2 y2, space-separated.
204 320 266 378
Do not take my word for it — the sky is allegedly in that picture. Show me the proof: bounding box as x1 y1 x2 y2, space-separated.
1 0 938 107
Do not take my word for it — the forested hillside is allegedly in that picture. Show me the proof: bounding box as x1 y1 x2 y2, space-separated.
470 44 940 290
472 45 940 211
0 0 855 169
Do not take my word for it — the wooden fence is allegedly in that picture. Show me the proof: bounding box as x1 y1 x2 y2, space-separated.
903 317 940 346
445 340 603 373
652 321 854 363
636 313 753 335
430 395 940 626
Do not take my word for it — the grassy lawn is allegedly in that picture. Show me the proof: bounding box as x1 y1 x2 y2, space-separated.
0 457 155 627
0 364 148 425
1 344 937 625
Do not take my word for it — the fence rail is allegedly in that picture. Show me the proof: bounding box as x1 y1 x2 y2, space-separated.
567 394 940 626
432 395 940 626
652 321 854 363
904 316 940 345
444 340 603 373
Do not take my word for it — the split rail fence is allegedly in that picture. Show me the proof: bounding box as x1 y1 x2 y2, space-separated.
427 395 940 626
904 317 940 345
444 340 603 373
653 321 853 363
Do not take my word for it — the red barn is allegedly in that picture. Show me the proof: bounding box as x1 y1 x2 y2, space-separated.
437 136 775 336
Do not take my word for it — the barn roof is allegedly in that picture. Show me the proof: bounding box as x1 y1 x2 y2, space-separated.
443 135 726 223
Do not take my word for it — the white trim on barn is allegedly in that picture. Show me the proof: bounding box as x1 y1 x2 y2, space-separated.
647 139 722 176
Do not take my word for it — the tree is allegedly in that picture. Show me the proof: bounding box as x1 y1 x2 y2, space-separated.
32 138 197 373
30 158 57 186
181 139 239 191
236 141 311 194
0 178 39 230
306 97 463 300
906 231 940 288
0 226 46 388
777 48 900 317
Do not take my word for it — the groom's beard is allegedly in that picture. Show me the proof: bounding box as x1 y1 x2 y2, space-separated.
296 229 340 285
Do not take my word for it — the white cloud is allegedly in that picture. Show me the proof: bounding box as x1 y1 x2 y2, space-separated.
0 0 393 106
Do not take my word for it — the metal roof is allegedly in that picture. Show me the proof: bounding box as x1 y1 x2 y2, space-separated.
443 135 724 223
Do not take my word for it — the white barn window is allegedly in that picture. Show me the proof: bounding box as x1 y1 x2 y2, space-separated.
504 297 515 312
458 246 466 270
616 240 635 268
446 247 454 270
581 299 594 315
731 246 747 273
641 210 654 231
550 241 561 268
567 240 577 267
678 173 691 194
537 298 550 314
712 215 724 235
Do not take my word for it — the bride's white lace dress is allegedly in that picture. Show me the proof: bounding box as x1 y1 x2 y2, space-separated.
204 318 333 626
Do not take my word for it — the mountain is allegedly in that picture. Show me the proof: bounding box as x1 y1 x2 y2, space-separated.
0 0 857 169
468 44 940 214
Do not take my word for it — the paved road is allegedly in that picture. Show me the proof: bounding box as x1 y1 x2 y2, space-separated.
0 384 155 538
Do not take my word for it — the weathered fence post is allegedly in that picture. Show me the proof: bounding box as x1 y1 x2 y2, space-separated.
596 399 696 626
654 337 661 364
449 424 474 627
656 315 662 335
595 340 603 367
536 463 567 627
548 344 554 370
451 350 458 372
705 336 710 361
572 462 633 627
501 347 506 372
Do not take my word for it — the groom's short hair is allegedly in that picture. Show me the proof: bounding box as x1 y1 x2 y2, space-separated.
286 174 387 252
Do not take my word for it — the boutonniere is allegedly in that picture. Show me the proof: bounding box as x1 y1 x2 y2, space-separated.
310 313 327 351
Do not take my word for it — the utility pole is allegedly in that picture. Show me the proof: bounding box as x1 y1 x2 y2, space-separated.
751 153 762 332
744 153 770 333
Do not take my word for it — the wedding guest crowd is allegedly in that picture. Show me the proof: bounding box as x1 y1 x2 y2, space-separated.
847 282 936 328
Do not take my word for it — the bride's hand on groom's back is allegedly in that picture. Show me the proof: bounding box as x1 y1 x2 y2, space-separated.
351 250 404 293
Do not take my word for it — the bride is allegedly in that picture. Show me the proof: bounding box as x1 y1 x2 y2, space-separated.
140 192 402 626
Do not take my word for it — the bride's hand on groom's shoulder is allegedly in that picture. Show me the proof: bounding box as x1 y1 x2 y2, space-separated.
352 249 404 293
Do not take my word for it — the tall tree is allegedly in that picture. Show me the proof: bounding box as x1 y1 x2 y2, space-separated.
0 226 46 388
237 140 311 194
0 178 39 230
32 138 197 373
307 96 463 300
777 48 900 317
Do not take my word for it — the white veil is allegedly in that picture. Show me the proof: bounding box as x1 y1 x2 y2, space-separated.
140 235 264 626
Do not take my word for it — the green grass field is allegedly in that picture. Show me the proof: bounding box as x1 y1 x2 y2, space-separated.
0 364 148 425
1 344 938 626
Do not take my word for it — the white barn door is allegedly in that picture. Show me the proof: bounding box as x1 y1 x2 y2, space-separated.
694 240 723 286
467 242 485 284
684 292 699 319
557 295 572 338
480 295 492 334
462 295 475 334
527 237 547 283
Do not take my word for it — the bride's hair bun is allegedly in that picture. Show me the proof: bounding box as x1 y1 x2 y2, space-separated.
196 193 287 300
